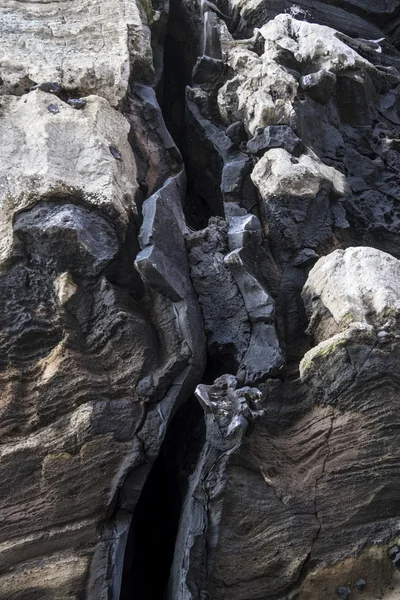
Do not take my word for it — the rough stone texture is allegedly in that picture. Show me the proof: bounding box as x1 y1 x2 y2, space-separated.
231 0 399 45
302 247 400 343
246 124 302 156
186 217 251 372
225 212 285 383
159 4 400 600
0 1 207 598
203 248 400 600
3 0 400 599
0 91 137 265
0 0 154 105
170 375 265 600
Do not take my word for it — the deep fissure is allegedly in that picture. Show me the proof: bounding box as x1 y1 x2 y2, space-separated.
160 0 232 230
118 4 246 594
119 0 272 595
119 396 206 600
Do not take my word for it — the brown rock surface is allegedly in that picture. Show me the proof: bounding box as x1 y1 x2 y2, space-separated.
2 0 400 599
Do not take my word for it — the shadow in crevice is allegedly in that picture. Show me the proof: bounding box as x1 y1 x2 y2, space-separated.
118 396 205 600
162 31 217 230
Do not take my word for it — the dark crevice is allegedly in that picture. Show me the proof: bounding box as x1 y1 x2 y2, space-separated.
203 353 238 384
162 30 217 230
119 2 256 598
161 33 190 153
119 396 205 600
162 32 215 229
160 5 246 229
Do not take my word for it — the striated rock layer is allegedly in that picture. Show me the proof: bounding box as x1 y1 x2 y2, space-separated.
1 0 400 599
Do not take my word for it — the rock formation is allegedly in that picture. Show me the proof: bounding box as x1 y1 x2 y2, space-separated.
1 0 400 599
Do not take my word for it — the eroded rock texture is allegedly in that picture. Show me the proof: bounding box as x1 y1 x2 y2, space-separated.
2 0 400 599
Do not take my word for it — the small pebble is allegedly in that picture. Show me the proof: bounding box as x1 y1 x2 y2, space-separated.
32 82 62 94
47 103 59 114
377 330 389 338
67 98 87 109
388 545 399 558
109 146 123 161
337 586 351 600
356 578 366 591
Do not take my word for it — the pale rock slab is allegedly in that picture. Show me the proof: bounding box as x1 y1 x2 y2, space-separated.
0 0 154 105
251 148 347 199
0 90 137 266
258 14 371 73
217 13 384 135
302 246 400 342
217 51 298 135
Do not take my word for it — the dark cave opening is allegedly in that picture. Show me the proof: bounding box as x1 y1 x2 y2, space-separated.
118 395 205 600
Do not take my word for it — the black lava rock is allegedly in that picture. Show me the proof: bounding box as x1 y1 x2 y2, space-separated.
47 103 59 114
32 82 62 94
67 98 87 110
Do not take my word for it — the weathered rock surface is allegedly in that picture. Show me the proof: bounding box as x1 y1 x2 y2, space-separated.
170 375 265 600
186 216 251 372
158 4 400 600
195 247 400 600
0 0 154 105
0 91 137 265
0 1 206 598
2 0 400 599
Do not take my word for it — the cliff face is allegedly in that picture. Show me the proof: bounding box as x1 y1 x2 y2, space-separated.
1 1 400 599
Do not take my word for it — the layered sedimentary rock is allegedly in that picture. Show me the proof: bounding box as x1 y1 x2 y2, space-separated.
2 0 400 599
201 247 400 600
0 2 206 599
161 2 400 599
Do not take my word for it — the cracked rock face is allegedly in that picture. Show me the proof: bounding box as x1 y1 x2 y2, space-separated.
2 0 400 599
0 1 206 597
0 0 154 104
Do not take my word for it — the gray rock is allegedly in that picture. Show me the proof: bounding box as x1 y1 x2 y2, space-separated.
302 247 400 343
356 578 366 591
337 586 352 599
247 125 302 156
67 98 87 109
109 145 123 160
393 552 400 567
186 94 258 211
47 103 59 114
14 202 119 277
192 55 225 85
300 69 337 104
225 213 285 383
186 217 250 369
32 81 62 94
170 375 265 600
221 157 251 195
3 0 400 599
292 248 320 268
225 121 246 146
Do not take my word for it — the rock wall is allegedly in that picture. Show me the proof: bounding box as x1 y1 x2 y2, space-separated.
1 1 400 599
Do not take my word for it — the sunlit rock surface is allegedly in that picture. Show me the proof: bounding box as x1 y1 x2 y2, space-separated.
0 0 154 105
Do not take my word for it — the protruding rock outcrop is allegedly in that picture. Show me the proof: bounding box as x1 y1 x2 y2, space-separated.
0 1 206 598
170 375 265 600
